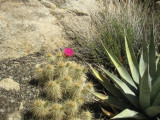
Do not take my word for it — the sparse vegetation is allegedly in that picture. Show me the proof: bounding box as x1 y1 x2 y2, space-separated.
75 0 160 69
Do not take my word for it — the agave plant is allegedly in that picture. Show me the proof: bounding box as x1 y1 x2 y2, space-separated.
89 28 160 119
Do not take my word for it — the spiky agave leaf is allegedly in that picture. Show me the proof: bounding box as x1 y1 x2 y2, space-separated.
89 65 128 101
139 34 148 77
125 35 140 85
92 92 132 110
97 66 139 109
112 109 147 119
101 40 138 93
148 26 156 80
90 26 160 119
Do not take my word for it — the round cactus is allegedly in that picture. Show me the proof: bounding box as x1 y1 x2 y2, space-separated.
64 100 79 118
46 53 55 64
43 64 55 81
31 99 50 118
81 110 93 120
44 80 62 101
70 82 84 99
50 103 64 120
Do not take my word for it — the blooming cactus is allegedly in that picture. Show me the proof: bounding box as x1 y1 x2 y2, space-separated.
32 48 95 120
64 48 74 57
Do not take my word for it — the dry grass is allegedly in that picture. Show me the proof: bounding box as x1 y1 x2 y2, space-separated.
74 0 160 67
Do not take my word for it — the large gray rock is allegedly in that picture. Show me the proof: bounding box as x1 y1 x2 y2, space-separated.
0 0 69 61
0 0 102 61
51 0 102 38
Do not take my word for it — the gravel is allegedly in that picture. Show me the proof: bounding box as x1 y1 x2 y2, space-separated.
0 48 106 120
0 50 46 120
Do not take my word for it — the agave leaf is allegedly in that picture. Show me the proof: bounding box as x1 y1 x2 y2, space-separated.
139 66 151 110
89 65 103 82
92 92 131 110
152 92 160 106
101 43 137 91
151 66 160 102
99 67 139 108
92 92 108 100
125 35 140 85
139 35 148 77
102 108 115 118
145 106 160 117
111 109 147 119
156 55 160 70
149 26 156 80
89 65 127 101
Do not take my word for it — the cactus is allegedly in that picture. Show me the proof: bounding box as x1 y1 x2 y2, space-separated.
50 103 64 120
31 49 95 120
81 110 93 120
64 100 79 118
31 99 50 119
44 80 62 101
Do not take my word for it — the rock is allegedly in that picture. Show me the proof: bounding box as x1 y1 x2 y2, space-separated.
7 111 22 120
0 0 70 61
0 0 103 61
51 0 103 38
0 78 20 91
40 0 57 9
7 101 24 120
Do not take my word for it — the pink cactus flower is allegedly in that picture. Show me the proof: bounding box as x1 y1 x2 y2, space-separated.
64 48 74 57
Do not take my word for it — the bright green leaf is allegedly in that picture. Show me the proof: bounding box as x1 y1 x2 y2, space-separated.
89 64 127 101
139 66 151 110
99 67 139 108
93 92 131 110
101 43 137 92
151 65 160 102
149 26 156 80
139 35 148 77
145 106 160 117
112 109 147 119
152 92 160 106
125 35 140 85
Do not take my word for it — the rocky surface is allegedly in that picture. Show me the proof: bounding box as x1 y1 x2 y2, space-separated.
0 0 102 61
0 0 103 120
0 51 44 120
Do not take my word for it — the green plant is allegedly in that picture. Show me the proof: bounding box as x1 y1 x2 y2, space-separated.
89 28 160 119
75 0 160 69
31 50 95 120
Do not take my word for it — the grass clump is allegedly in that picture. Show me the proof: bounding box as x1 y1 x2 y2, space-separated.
74 0 160 68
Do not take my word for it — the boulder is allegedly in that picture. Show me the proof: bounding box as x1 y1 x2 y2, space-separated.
0 0 103 61
0 0 69 61
51 0 102 38
0 78 20 91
